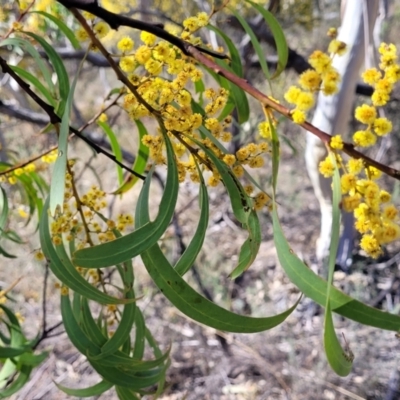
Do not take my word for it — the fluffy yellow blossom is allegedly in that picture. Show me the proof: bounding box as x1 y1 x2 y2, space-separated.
352 130 376 147
360 234 382 258
383 204 398 220
98 113 108 123
291 109 306 124
371 90 390 106
75 27 89 42
379 190 391 203
362 68 382 85
330 135 343 149
355 104 377 125
117 36 134 53
258 121 273 139
319 156 334 177
342 194 361 212
284 86 301 104
144 59 162 75
308 50 332 74
119 56 136 72
295 92 315 111
93 22 110 38
298 70 321 91
183 16 200 32
341 173 357 194
232 165 244 177
373 117 392 136
223 154 236 166
140 31 156 46
347 158 364 175
328 39 347 55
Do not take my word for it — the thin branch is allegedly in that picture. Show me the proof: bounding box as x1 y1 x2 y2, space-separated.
0 56 145 180
56 0 228 60
187 46 400 181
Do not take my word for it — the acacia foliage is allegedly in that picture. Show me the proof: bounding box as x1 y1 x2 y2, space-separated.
0 0 400 397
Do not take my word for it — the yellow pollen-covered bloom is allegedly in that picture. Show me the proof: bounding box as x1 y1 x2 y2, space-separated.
308 50 332 73
371 90 390 106
295 92 315 111
360 234 382 258
353 130 376 147
373 117 392 136
140 31 156 46
117 36 134 53
355 104 377 124
319 156 334 178
93 22 110 38
258 121 273 139
330 135 343 149
347 158 364 175
362 68 382 85
340 173 357 194
291 109 306 124
223 154 236 166
328 39 347 56
298 70 321 91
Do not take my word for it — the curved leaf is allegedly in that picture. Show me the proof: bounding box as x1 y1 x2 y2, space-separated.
136 146 299 333
30 11 81 49
73 130 179 268
98 121 123 186
114 119 149 194
56 380 113 397
246 0 289 78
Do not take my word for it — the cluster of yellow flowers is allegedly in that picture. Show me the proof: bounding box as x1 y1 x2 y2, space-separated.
350 44 399 148
0 162 36 185
74 13 269 210
317 41 400 258
284 30 346 124
50 164 133 254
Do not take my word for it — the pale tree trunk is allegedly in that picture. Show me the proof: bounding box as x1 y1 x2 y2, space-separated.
305 0 380 268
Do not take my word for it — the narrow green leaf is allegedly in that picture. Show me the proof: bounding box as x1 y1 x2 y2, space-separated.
323 158 353 376
133 310 145 359
174 163 209 276
246 0 289 78
98 290 136 358
269 120 400 331
8 66 57 107
98 121 124 186
60 293 101 357
18 351 48 367
30 11 81 49
115 387 141 400
228 7 271 81
230 209 261 279
114 120 149 194
73 130 179 268
23 31 70 106
0 38 54 94
272 199 400 330
56 380 113 397
136 155 299 333
89 360 164 390
207 24 243 78
0 187 8 232
0 347 29 358
49 53 76 216
0 365 32 399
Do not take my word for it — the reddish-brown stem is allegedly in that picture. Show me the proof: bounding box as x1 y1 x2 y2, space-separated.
187 46 400 181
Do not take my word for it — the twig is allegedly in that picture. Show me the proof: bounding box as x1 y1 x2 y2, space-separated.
187 46 400 181
56 0 228 59
0 56 145 180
